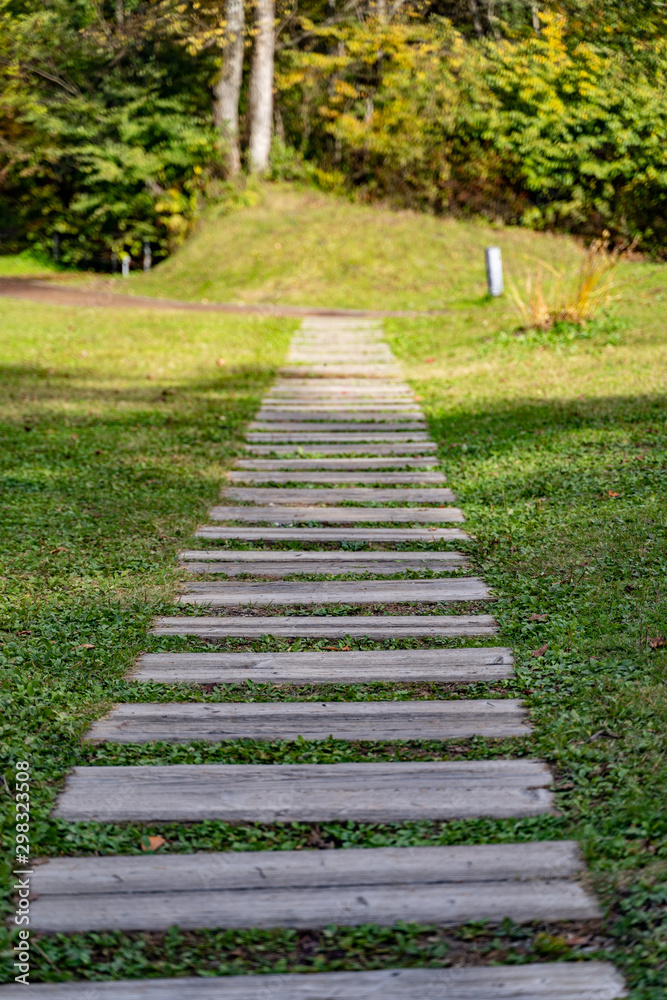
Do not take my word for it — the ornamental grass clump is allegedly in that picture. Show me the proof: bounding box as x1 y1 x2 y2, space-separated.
509 239 621 332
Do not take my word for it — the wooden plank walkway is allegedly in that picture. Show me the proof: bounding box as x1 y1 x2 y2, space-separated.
27 316 624 999
52 760 555 822
133 647 514 683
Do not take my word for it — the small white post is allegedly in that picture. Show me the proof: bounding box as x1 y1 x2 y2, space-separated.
121 253 130 278
143 242 152 272
485 246 503 297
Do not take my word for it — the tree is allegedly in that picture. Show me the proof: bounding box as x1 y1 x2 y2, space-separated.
248 0 275 172
212 0 245 174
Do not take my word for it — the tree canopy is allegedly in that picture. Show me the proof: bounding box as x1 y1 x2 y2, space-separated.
2 0 667 264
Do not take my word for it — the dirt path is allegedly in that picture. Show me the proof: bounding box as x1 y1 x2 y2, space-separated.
0 276 441 318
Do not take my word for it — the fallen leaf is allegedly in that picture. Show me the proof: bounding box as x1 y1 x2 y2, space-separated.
607 490 621 497
216 358 226 367
141 835 166 852
325 645 351 651
531 643 548 657
529 613 548 621
73 643 95 651
649 636 666 648
424 357 436 363
49 547 68 555
566 933 592 946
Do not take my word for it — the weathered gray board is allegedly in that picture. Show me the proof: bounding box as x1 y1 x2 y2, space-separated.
177 577 490 606
208 505 465 523
247 433 433 443
179 551 467 576
223 488 455 504
0 963 628 999
250 423 424 433
151 614 498 639
262 401 419 409
134 647 514 683
279 372 402 381
246 443 438 455
228 472 446 485
24 842 598 934
237 458 438 469
279 367 401 378
85 698 528 743
181 560 466 576
195 526 469 542
256 411 424 422
52 760 554 822
180 550 466 564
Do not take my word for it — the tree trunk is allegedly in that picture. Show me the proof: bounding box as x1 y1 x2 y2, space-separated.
115 0 124 26
531 2 541 32
467 0 484 37
212 0 245 176
248 0 275 173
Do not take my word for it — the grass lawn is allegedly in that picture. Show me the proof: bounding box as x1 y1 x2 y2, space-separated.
0 190 665 996
0 252 61 277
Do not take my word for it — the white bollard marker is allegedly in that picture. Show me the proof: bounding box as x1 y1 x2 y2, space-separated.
121 253 130 278
485 246 503 297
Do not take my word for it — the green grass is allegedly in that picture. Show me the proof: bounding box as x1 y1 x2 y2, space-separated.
1 189 666 996
0 250 61 277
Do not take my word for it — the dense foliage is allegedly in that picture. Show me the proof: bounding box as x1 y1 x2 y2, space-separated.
2 0 667 263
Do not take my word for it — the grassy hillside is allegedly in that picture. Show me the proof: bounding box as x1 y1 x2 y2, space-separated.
127 184 585 312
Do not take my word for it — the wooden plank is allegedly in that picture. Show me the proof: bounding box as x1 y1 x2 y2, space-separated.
227 472 446 485
179 551 467 576
279 367 402 378
0 963 627 998
52 759 554 822
195 526 469 541
134 647 514 683
180 550 466 564
30 841 585 894
246 443 438 455
236 458 439 468
180 559 466 576
246 433 433 443
259 397 418 403
86 699 529 744
209 505 464 523
25 881 598 934
256 410 424 420
151 614 498 638
221 488 455 503
249 423 426 432
178 577 491 606
180 560 466 576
